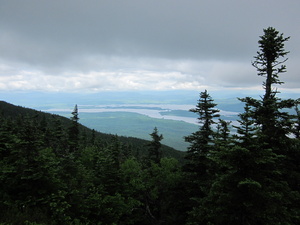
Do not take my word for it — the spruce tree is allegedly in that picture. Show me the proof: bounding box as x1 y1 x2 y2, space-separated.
185 90 220 164
251 27 294 148
199 98 284 224
250 30 298 219
200 27 298 224
148 127 163 164
252 27 290 101
233 97 260 147
68 104 80 152
184 90 220 221
215 119 232 147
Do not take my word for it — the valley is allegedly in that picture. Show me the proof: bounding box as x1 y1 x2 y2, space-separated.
44 103 240 151
2 90 251 150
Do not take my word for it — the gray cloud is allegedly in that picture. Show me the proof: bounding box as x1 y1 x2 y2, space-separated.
0 0 299 92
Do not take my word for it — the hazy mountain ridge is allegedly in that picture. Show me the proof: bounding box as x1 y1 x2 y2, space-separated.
2 90 297 151
0 100 185 159
0 90 255 151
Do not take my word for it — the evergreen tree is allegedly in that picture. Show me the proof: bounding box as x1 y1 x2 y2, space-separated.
68 104 80 153
251 27 294 148
185 90 219 155
184 90 219 178
197 99 286 224
184 90 220 223
252 27 290 101
215 119 232 147
148 127 163 164
233 97 260 147
250 30 299 222
195 27 299 224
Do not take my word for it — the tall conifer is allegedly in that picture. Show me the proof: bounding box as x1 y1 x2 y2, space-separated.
148 127 163 164
69 104 80 152
184 90 220 222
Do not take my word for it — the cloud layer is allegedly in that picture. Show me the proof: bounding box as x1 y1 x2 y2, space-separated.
0 0 299 92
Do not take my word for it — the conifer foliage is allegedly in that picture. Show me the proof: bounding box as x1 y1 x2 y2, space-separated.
148 127 163 164
0 102 184 225
183 27 300 225
184 90 220 166
184 90 219 196
69 104 80 152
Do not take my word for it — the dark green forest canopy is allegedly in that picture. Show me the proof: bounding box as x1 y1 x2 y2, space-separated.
0 100 187 224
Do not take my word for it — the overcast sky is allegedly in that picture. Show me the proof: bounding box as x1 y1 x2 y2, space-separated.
0 0 299 93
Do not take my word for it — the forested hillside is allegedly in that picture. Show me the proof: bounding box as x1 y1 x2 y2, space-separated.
0 27 300 224
0 101 185 160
